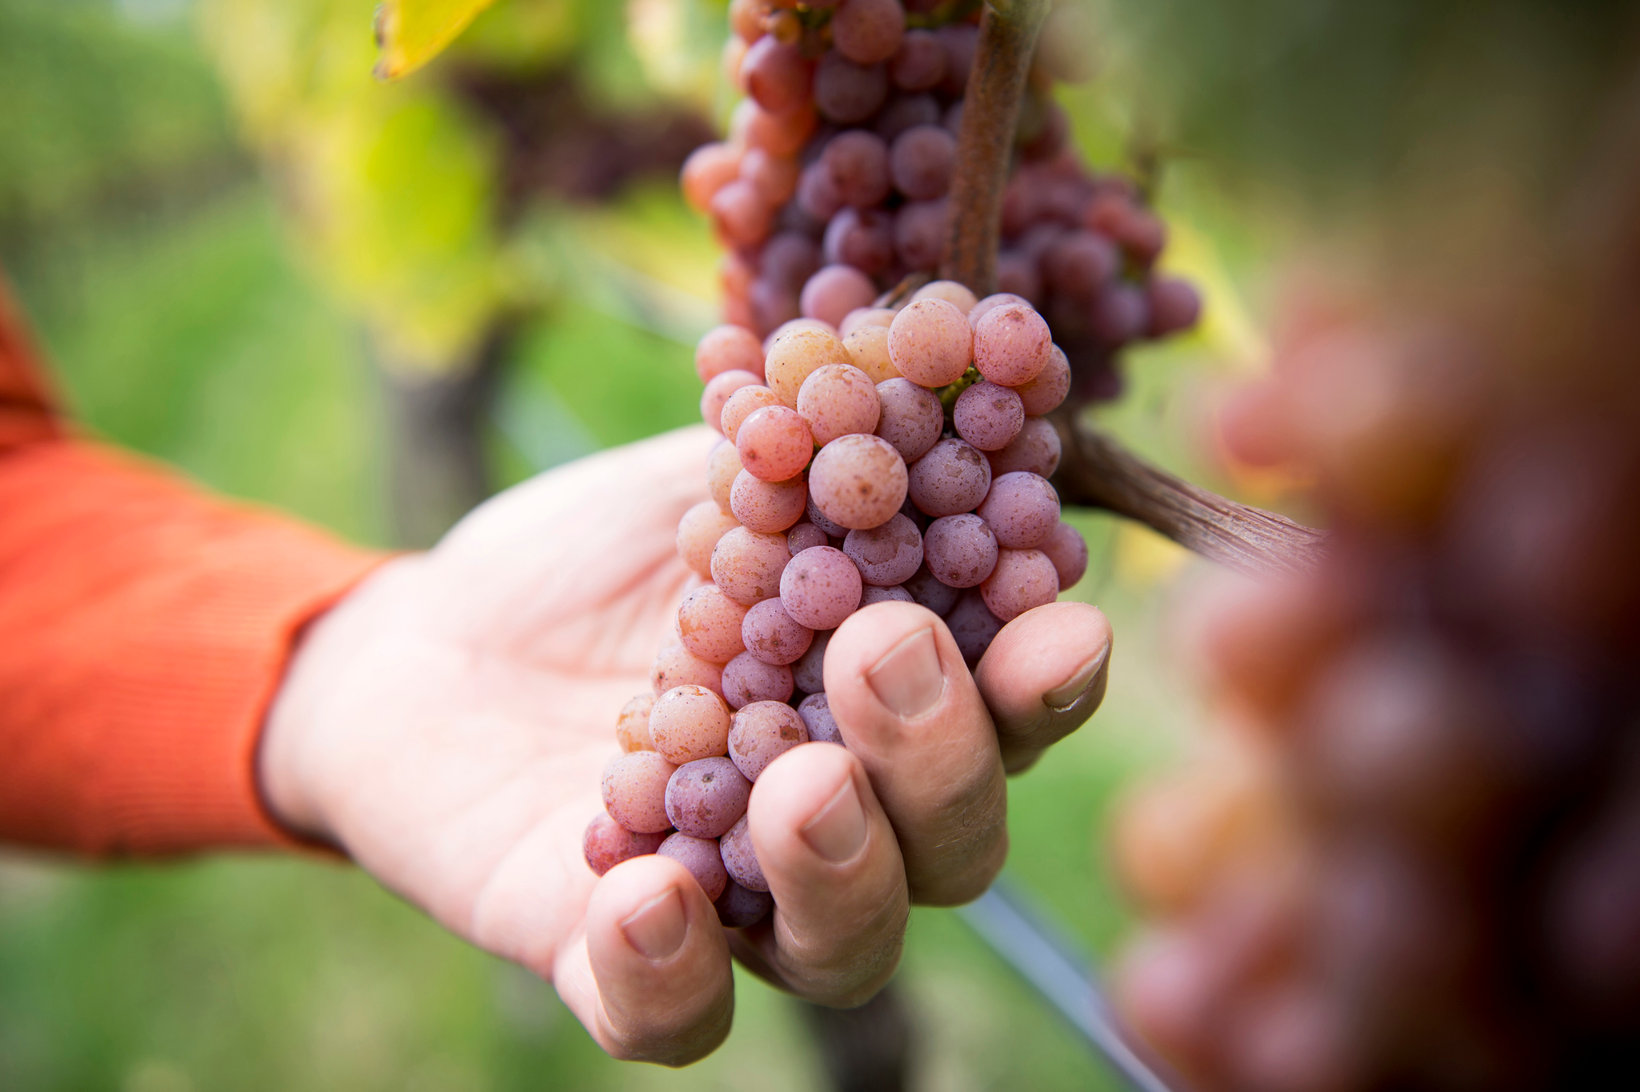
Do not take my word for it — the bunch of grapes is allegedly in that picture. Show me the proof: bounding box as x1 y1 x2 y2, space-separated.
681 0 1199 401
1110 267 1640 1089
585 284 1088 926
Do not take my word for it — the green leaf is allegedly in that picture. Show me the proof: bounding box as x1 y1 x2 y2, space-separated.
373 0 497 80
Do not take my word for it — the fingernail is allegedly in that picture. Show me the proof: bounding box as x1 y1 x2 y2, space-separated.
1044 643 1111 713
800 778 868 863
866 627 944 717
620 888 687 961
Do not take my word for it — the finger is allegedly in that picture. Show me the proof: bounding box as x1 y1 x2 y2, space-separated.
735 742 909 1007
554 854 735 1066
822 602 1009 906
975 601 1113 773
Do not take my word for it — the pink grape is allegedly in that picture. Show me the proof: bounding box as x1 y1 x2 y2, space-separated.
721 384 784 443
973 302 1052 386
1148 275 1203 336
843 323 898 383
831 0 904 65
874 378 944 462
742 36 812 113
781 545 864 630
840 306 897 338
677 501 740 579
1014 345 1071 415
806 494 849 538
740 146 799 205
731 470 807 534
681 141 741 213
728 699 810 781
889 125 956 201
764 324 849 406
602 751 678 834
894 199 948 270
742 597 815 666
719 815 768 892
666 756 752 838
814 52 889 124
946 590 1004 667
678 584 751 664
823 206 894 275
787 521 830 555
843 512 924 586
969 293 1031 327
792 629 831 694
800 264 878 328
696 325 765 384
651 642 725 697
721 650 796 709
861 585 915 606
797 692 844 745
707 440 744 512
798 363 881 444
823 130 892 208
978 471 1061 548
923 513 1000 588
710 178 773 250
615 692 656 753
736 404 814 482
702 369 762 434
953 382 1026 451
987 416 1062 477
981 548 1060 621
808 434 910 530
657 832 728 901
888 298 973 388
904 564 961 615
891 29 945 91
583 813 668 877
1041 520 1090 589
911 280 978 314
874 91 941 142
711 526 791 606
907 438 993 516
1091 283 1149 342
648 683 732 764
797 161 844 222
715 880 773 927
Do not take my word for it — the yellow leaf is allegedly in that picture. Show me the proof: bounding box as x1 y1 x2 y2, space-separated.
373 0 497 80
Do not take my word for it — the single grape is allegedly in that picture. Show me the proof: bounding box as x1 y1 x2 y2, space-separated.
981 548 1060 621
711 526 792 606
721 384 785 444
651 642 725 697
792 629 832 694
762 231 822 291
707 439 745 512
666 756 753 839
1014 345 1071 415
973 302 1052 386
978 471 1061 549
710 178 774 250
677 501 741 579
728 699 811 781
823 130 892 209
911 280 979 314
742 596 815 666
702 369 762 435
813 53 889 124
907 438 993 516
888 297 973 388
923 513 1000 588
681 142 742 213
893 199 949 270
715 880 774 928
615 692 657 753
874 377 944 462
890 29 946 91
678 584 751 664
736 404 815 482
787 521 830 556
583 813 668 877
1091 283 1150 343
861 584 915 606
953 381 1026 451
733 98 817 158
946 590 1004 667
797 691 844 745
781 545 865 630
1148 276 1203 337
904 564 961 616
721 650 795 710
602 750 679 834
1042 231 1119 304
969 293 1031 328
874 92 942 142
719 814 768 892
840 306 896 338
765 321 850 406
657 832 729 901
797 160 845 223
742 36 812 114
889 125 956 201
696 325 765 384
648 683 733 765
798 362 881 444
808 434 910 530
843 512 924 586
823 206 894 275
1041 520 1089 589
843 323 899 383
987 415 1062 477
831 0 905 65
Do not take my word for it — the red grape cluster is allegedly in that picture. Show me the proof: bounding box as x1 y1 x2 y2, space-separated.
681 0 1199 402
585 285 1088 925
1111 269 1640 1089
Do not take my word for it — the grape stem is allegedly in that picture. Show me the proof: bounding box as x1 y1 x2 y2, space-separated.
944 0 1326 576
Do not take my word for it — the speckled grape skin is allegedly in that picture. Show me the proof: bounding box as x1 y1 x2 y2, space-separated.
742 597 814 665
808 434 910 531
968 292 1030 327
911 279 978 314
719 814 768 892
972 302 1051 386
923 513 1000 588
980 548 1060 622
677 501 740 579
678 584 750 664
1014 344 1071 415
651 643 725 697
861 584 914 605
874 378 944 462
907 438 993 516
792 628 831 693
702 369 762 435
781 545 864 629
615 692 656 752
707 441 745 513
736 404 815 482
715 879 774 927
720 384 784 443
711 527 791 606
787 521 830 555
696 324 765 385
583 813 668 876
904 564 961 615
987 416 1062 478
798 363 882 445
657 832 729 901
728 699 810 780
977 471 1061 549
765 325 850 406
601 751 678 833
946 590 1005 667
843 323 899 383
797 692 844 744
721 650 796 709
843 512 924 585
888 297 974 387
953 382 1025 451
665 757 752 838
805 494 849 538
1041 520 1089 588
730 469 808 533
648 684 732 764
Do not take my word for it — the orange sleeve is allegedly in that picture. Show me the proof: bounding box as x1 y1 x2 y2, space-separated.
0 279 388 856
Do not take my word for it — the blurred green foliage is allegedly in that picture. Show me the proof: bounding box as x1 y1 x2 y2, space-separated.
0 1 1242 1089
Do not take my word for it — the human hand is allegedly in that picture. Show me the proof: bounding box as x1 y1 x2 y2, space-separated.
259 426 1112 1065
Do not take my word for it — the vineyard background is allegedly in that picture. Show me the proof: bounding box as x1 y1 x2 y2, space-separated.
1 0 1598 1088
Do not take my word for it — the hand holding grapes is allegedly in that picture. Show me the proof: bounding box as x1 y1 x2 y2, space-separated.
257 425 1112 1065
